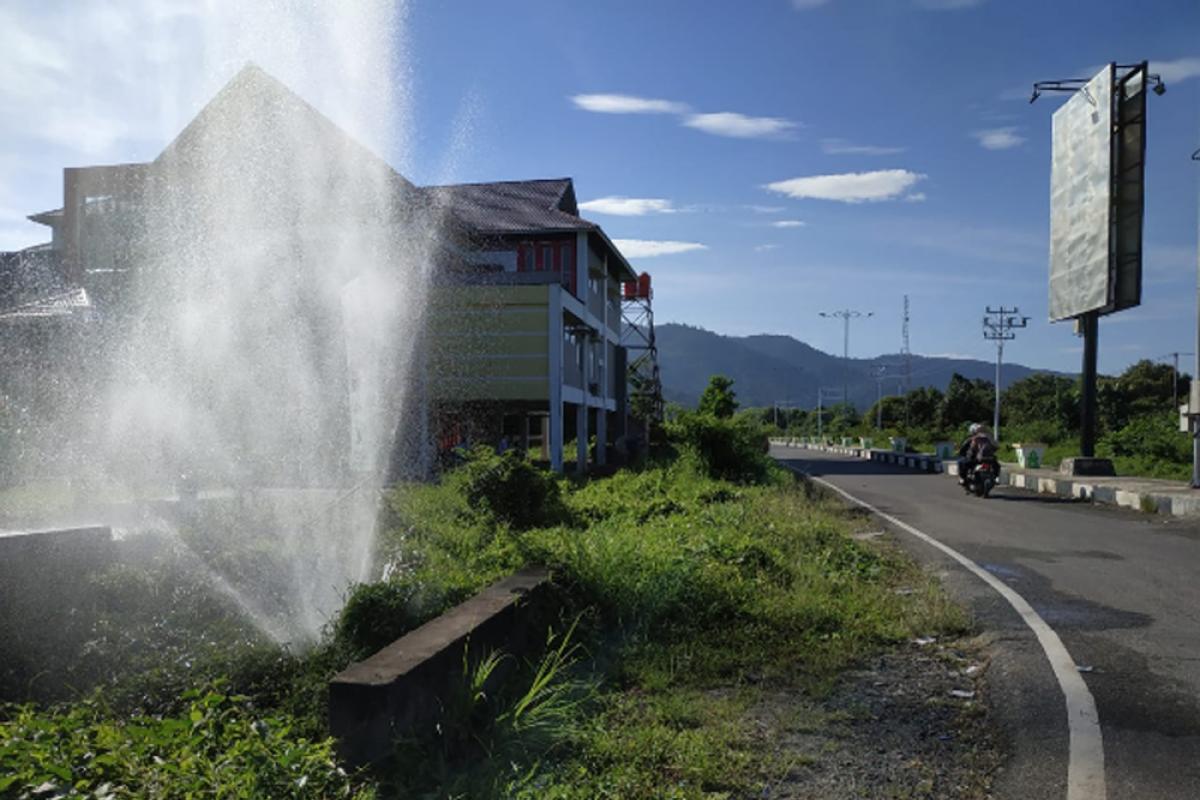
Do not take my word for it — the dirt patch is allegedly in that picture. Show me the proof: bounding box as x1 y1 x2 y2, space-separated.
751 637 1005 799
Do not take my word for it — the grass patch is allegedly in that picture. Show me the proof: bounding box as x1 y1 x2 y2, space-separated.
3 436 971 797
376 455 969 796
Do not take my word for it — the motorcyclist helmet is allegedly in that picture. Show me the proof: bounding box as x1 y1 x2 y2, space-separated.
968 423 982 435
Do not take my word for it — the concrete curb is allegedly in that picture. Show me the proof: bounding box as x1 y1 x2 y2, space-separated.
943 460 1200 517
770 439 945 474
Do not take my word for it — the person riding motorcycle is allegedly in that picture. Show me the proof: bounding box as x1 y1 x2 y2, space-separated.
958 423 998 488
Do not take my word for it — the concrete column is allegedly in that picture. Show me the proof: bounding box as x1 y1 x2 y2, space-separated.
550 406 563 471
576 402 588 474
521 415 531 457
596 408 607 466
549 287 564 472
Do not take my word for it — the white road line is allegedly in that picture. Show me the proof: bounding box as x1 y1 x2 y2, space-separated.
784 463 1106 800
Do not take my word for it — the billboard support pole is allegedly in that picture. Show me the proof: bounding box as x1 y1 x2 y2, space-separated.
1191 148 1200 487
1080 312 1099 457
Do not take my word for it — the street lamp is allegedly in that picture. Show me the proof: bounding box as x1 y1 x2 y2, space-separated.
820 309 873 416
1191 147 1200 487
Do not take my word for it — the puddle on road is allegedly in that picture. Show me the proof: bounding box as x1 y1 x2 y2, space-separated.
981 563 1022 579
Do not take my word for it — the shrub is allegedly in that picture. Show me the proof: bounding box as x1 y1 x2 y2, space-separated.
446 447 567 530
665 411 770 484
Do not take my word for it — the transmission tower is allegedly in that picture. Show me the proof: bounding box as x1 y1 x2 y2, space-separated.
983 306 1030 442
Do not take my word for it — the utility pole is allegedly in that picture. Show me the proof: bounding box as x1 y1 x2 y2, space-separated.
817 387 843 441
902 296 912 432
817 388 823 441
820 309 873 414
1158 351 1194 412
873 365 886 430
983 307 1029 443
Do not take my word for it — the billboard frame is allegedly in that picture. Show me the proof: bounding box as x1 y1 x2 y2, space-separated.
1045 62 1150 323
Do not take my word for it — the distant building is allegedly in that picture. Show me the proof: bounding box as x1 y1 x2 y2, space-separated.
0 65 641 481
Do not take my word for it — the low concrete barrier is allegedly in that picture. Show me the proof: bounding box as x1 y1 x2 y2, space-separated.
867 449 943 474
770 439 944 474
944 461 1200 517
329 567 549 765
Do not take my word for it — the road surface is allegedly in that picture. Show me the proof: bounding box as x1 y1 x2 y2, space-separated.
773 446 1200 800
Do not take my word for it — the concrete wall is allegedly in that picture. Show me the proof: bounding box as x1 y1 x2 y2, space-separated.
329 567 549 765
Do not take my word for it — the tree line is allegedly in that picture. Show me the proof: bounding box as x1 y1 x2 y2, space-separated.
751 359 1193 479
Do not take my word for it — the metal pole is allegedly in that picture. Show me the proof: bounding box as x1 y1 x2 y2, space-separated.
876 372 883 430
994 340 1003 442
821 309 872 417
1193 149 1200 486
1173 352 1180 412
817 388 823 441
1080 311 1099 458
842 314 850 416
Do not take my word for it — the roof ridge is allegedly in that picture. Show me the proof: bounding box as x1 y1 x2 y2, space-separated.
423 177 573 190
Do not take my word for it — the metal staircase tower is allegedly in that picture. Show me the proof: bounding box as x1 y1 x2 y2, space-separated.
620 275 663 427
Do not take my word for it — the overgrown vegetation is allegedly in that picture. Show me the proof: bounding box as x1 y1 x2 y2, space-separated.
2 375 970 797
761 359 1193 478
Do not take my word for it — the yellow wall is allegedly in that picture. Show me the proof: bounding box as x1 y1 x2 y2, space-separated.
427 284 552 401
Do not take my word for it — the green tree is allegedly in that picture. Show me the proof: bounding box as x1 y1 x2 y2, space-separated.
905 386 944 431
698 374 739 419
1000 373 1079 436
938 373 993 433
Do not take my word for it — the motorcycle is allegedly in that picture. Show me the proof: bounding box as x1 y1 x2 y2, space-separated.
960 459 998 498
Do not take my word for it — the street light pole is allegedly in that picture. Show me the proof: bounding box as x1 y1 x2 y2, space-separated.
1191 148 1200 487
820 309 873 415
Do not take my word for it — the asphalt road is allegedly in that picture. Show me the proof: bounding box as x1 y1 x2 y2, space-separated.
773 446 1200 800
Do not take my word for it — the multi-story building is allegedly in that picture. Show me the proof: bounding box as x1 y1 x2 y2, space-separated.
0 65 638 480
421 179 636 472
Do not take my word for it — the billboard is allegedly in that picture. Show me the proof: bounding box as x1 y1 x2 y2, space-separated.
1048 65 1113 321
1047 63 1147 322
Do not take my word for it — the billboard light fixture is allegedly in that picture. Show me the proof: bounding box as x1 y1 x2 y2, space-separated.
1031 67 1163 104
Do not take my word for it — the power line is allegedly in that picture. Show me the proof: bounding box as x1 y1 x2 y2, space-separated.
983 306 1030 442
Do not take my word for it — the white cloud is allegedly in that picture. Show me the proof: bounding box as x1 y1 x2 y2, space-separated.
772 220 805 228
791 0 831 8
746 205 785 214
754 244 779 252
915 0 984 8
0 0 412 250
974 127 1026 150
764 169 927 203
822 138 906 156
683 112 799 139
613 239 708 258
928 353 976 360
1151 57 1200 84
578 197 678 216
569 93 688 115
905 193 927 202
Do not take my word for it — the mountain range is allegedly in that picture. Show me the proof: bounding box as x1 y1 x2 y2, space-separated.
655 323 1054 411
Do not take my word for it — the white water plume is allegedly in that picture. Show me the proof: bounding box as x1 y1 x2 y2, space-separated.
52 1 441 645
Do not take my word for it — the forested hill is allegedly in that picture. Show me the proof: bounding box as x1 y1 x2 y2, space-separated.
656 323 1051 409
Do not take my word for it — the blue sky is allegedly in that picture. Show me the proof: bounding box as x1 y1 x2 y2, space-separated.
2 0 1199 375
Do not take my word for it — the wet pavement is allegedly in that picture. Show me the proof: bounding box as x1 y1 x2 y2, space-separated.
775 446 1200 800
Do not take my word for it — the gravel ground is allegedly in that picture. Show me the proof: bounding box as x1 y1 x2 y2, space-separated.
749 637 1005 799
